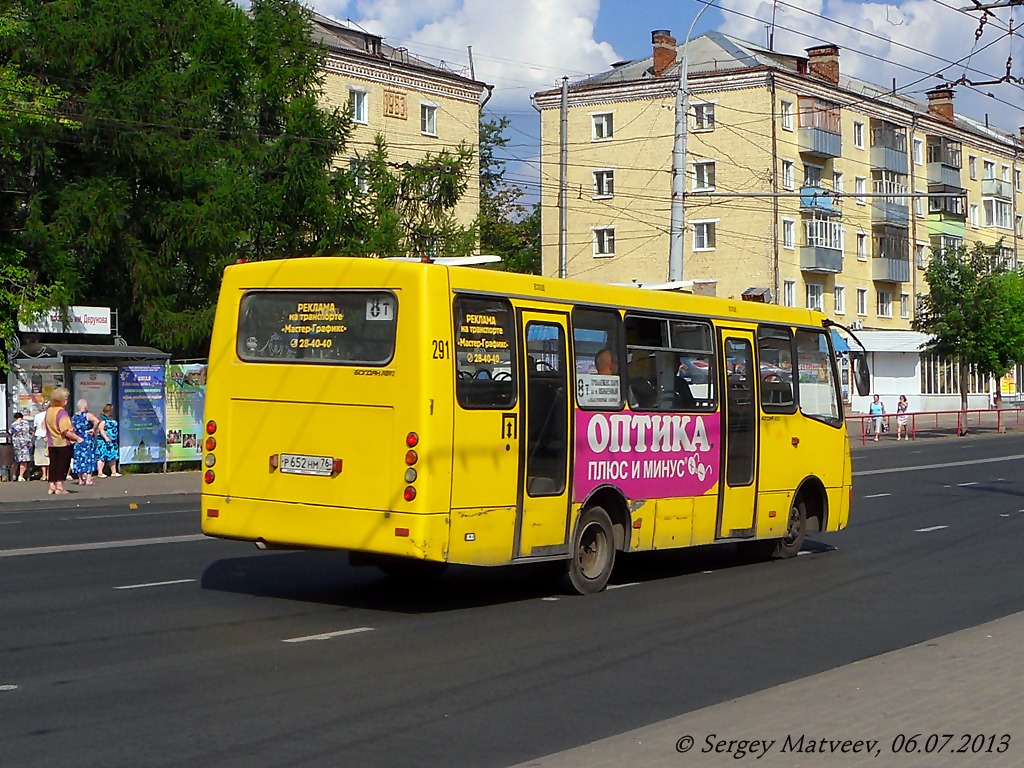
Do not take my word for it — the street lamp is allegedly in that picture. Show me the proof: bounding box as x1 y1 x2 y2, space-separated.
669 0 719 281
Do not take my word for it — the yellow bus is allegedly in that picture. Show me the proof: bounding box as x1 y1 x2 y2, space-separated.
202 257 859 593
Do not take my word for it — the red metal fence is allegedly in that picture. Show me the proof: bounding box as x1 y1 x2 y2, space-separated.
847 407 1024 445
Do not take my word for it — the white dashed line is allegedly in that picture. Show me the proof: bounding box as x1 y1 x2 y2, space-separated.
114 579 196 590
541 597 560 602
864 493 891 499
855 454 1024 477
282 627 374 644
916 525 949 533
797 551 811 556
957 482 979 487
0 684 18 692
0 534 210 559
606 582 639 590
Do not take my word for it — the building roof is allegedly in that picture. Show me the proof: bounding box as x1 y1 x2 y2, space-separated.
545 30 1021 146
309 12 486 90
853 331 932 353
18 343 171 361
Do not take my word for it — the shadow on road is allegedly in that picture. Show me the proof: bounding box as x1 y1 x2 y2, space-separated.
200 537 834 613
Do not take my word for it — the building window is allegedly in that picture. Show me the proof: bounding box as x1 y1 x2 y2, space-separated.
593 169 614 198
1016 168 1022 192
692 220 717 251
914 189 924 218
1001 164 1011 182
783 280 795 307
349 89 368 124
900 293 910 319
983 198 1013 229
805 217 843 250
833 170 844 194
349 158 368 193
921 353 988 395
1017 215 1023 238
857 232 868 261
853 121 864 149
781 159 794 190
855 176 866 204
834 285 846 314
806 283 823 311
693 103 715 131
968 156 977 180
857 288 867 316
592 112 614 140
913 137 923 165
916 242 928 269
782 218 795 249
780 100 793 131
692 160 716 191
1000 247 1016 270
983 159 995 179
969 203 979 228
593 227 615 257
804 163 823 187
420 103 437 135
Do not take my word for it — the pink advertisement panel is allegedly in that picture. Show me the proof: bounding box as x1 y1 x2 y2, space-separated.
573 410 721 502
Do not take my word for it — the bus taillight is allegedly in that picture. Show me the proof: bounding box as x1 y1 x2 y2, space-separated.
206 420 217 435
332 458 344 475
406 432 419 447
403 486 416 501
205 436 216 451
204 469 216 484
405 449 418 465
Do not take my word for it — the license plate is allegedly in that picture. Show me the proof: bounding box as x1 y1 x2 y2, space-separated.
279 453 334 476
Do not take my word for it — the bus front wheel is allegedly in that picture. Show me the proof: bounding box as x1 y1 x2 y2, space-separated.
775 499 807 558
565 506 616 595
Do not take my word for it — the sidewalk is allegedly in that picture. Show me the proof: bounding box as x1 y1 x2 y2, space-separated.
512 611 1024 767
0 470 199 505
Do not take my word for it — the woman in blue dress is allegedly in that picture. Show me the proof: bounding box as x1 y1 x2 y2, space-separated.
71 399 100 485
96 403 121 477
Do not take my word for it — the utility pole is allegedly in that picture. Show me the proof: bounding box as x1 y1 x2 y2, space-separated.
558 77 568 279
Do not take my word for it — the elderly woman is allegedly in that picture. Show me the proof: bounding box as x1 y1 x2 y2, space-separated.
43 388 83 495
71 399 101 486
10 412 34 481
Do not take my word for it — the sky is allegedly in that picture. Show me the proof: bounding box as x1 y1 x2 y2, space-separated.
260 1 1024 196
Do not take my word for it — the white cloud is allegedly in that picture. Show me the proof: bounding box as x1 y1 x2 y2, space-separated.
311 0 620 109
717 0 1024 133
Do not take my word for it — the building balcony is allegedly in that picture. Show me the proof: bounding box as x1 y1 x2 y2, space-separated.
799 186 839 215
982 178 1013 199
870 145 909 175
927 162 961 187
800 245 843 273
871 199 910 226
872 256 910 283
798 126 841 159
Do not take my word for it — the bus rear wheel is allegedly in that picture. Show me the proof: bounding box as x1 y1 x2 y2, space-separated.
775 499 807 558
564 506 615 595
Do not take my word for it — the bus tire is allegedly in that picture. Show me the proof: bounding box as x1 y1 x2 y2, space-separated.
775 499 807 559
564 506 616 595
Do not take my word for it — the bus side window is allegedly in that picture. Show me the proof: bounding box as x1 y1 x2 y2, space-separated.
624 315 715 412
757 325 796 412
453 296 517 409
572 307 624 410
795 329 841 423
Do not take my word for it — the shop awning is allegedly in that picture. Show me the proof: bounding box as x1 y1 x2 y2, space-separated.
18 343 171 361
830 329 850 353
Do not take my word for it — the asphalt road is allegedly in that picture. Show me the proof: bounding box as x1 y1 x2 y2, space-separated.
2 434 1023 768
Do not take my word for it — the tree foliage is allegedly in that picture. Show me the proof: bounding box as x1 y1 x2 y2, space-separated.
913 241 1024 411
3 0 479 357
479 115 540 274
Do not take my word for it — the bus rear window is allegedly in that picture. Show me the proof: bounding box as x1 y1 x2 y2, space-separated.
237 291 397 365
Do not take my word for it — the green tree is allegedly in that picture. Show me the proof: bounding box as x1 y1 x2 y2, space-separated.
914 241 1024 417
479 115 540 273
11 0 356 355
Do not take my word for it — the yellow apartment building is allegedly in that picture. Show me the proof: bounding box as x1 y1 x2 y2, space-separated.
311 14 490 232
533 30 1023 410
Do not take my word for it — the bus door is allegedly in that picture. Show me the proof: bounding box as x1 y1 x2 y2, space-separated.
717 330 759 538
514 311 572 559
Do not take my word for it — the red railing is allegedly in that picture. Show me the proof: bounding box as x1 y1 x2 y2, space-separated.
847 407 1024 444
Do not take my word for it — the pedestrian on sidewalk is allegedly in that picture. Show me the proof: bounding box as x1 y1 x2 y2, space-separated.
44 388 83 495
896 395 909 441
10 412 34 481
95 404 121 477
869 394 886 442
71 400 100 486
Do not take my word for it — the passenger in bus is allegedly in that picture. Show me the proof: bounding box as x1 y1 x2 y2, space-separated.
594 348 618 375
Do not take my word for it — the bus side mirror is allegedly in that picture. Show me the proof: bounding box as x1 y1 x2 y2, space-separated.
853 353 870 397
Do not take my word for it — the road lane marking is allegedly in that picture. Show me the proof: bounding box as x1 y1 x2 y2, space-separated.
282 627 374 644
864 493 891 499
606 582 639 590
114 578 196 590
854 453 1024 477
957 482 979 487
0 534 210 559
541 597 560 602
0 520 22 526
0 684 18 692
75 510 185 521
916 525 949 533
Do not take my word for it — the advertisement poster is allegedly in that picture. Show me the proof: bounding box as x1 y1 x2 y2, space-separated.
165 364 207 461
73 370 115 416
573 411 721 502
12 362 65 421
118 365 166 465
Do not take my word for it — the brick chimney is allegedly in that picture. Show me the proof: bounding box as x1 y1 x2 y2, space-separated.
1018 125 1024 144
806 44 839 85
652 30 677 77
926 87 955 123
